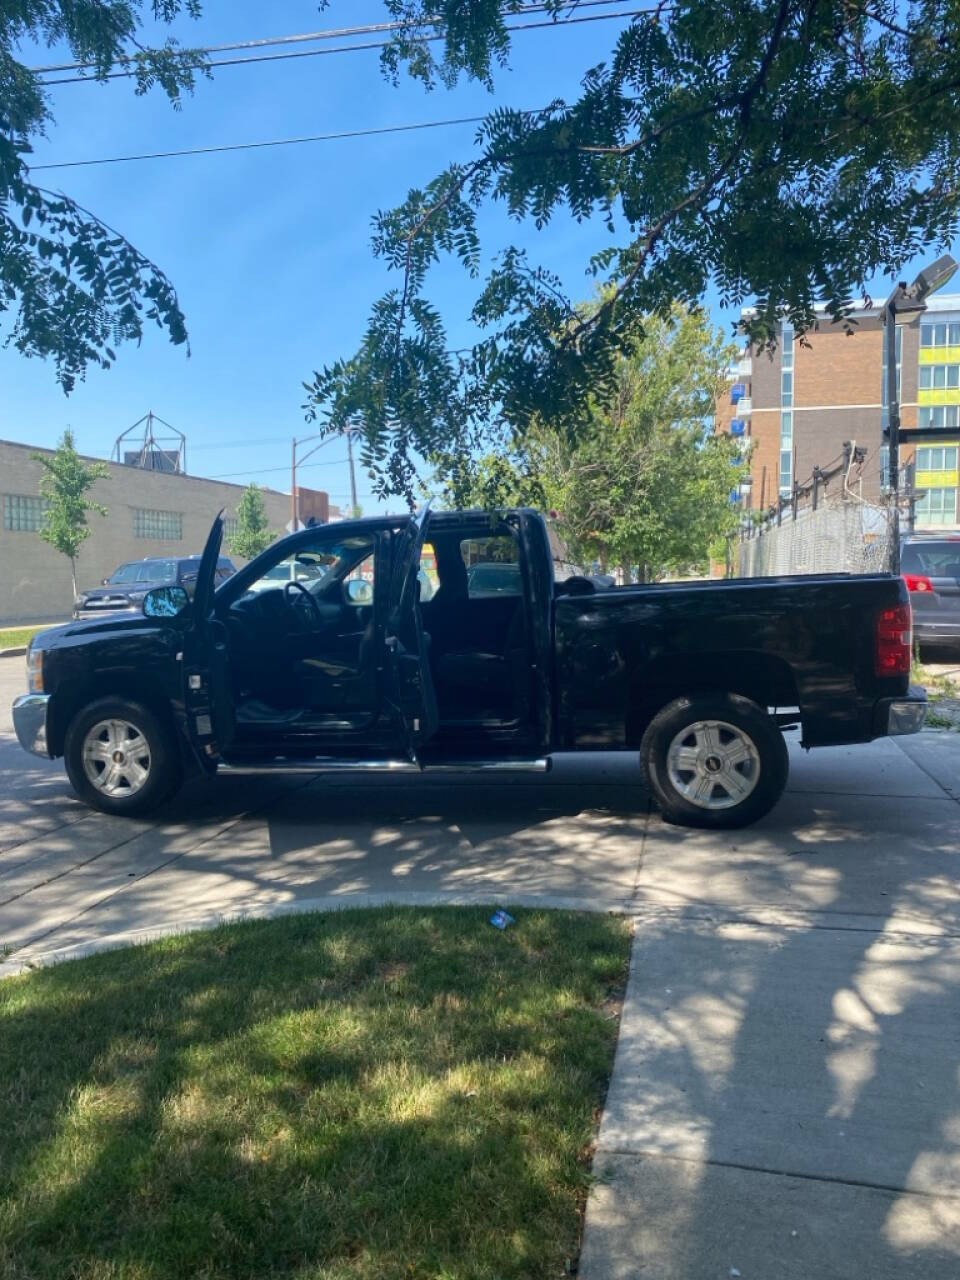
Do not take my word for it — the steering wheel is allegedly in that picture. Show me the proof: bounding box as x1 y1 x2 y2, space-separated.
284 580 323 629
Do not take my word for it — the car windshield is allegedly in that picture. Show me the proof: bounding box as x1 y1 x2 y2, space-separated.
108 564 140 585
901 542 960 577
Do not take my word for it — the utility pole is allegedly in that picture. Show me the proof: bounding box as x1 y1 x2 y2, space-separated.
345 427 359 518
291 437 297 531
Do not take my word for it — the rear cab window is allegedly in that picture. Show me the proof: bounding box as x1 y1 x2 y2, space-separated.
462 535 522 597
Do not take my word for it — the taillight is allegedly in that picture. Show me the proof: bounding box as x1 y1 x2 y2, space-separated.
876 603 912 676
903 573 935 594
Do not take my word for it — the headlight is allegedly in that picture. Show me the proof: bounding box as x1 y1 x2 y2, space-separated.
127 591 147 602
26 645 44 694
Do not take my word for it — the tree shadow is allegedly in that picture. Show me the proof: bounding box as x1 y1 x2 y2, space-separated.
582 788 960 1276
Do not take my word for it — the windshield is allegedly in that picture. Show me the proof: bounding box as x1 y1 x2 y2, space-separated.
110 561 177 584
901 541 960 577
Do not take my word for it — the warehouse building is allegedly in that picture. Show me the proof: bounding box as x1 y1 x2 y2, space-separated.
0 437 329 624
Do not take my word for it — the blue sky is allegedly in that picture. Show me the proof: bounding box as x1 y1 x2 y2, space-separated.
3 2 954 515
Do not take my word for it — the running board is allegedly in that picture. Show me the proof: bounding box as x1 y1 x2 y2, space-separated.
221 757 550 775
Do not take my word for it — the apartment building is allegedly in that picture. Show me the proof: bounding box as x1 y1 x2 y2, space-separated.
0 437 332 624
718 293 960 529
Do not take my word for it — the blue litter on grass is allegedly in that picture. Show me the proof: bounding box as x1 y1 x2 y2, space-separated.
489 910 515 931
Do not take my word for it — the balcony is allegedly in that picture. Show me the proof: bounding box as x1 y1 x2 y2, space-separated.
736 397 752 416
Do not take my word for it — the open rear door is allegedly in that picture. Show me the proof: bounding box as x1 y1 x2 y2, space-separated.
384 506 438 762
181 514 236 771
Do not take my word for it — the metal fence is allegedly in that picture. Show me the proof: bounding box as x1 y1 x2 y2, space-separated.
736 447 896 578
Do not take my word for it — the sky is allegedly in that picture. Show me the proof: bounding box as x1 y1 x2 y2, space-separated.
3 1 956 516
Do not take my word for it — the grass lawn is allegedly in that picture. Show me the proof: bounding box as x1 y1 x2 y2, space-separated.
0 625 51 650
0 907 631 1280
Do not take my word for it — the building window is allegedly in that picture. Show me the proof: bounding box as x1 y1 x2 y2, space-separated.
920 322 960 347
881 445 890 490
919 364 960 390
133 508 182 540
914 487 958 525
224 516 239 538
3 494 48 532
781 370 793 407
918 405 960 430
916 445 959 473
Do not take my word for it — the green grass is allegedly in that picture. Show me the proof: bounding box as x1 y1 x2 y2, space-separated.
914 659 960 730
0 625 49 650
0 907 632 1280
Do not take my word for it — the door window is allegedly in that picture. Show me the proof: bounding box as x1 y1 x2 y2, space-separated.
461 534 522 597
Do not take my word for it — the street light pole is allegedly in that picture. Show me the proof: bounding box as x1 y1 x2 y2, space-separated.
884 293 902 568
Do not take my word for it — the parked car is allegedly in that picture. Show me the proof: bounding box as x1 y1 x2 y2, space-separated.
901 534 960 651
465 561 523 597
74 556 236 619
16 509 925 829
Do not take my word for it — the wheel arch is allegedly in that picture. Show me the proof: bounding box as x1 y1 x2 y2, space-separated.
48 674 183 760
625 649 800 745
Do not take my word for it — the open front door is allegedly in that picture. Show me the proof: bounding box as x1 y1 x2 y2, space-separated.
181 514 236 772
384 507 439 762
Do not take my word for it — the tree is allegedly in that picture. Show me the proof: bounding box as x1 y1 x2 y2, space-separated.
306 0 960 502
33 428 108 601
435 305 747 581
2 2 207 391
228 484 276 560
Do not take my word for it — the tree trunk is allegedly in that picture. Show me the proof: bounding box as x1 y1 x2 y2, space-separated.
70 557 78 603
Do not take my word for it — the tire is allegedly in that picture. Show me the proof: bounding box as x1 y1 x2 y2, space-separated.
64 697 183 817
641 692 788 829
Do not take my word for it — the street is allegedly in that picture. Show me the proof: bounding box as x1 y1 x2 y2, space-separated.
2 656 960 1275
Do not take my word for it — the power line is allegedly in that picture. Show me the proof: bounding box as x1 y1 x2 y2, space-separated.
28 113 490 171
209 456 349 479
36 7 653 86
28 1 627 74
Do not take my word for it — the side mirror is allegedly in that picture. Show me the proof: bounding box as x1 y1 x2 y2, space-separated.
345 578 373 605
142 585 190 618
101 578 110 586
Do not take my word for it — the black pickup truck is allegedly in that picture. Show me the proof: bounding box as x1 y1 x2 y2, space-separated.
13 508 926 829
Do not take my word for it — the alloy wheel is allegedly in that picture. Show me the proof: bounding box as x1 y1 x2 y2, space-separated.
666 718 761 810
81 718 152 797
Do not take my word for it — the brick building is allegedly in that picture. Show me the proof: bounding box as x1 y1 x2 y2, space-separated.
0 437 332 624
718 293 960 529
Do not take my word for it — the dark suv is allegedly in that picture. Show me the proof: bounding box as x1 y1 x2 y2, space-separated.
74 556 236 620
902 534 960 651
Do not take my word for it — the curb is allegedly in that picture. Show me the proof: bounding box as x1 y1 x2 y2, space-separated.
0 891 632 980
0 647 27 659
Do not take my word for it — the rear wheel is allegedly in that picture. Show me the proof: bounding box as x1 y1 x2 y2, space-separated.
641 692 788 829
65 697 183 816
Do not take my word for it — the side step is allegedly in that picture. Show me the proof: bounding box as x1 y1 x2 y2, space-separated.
221 757 551 775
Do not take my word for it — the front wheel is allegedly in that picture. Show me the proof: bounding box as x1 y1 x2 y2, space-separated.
64 697 183 817
641 692 788 829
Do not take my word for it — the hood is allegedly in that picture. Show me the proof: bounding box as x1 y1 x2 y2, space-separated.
78 578 172 602
32 611 177 649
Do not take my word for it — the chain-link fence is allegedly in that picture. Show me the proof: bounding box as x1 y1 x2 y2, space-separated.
737 452 896 577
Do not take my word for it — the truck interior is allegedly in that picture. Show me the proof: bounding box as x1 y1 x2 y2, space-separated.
216 515 537 751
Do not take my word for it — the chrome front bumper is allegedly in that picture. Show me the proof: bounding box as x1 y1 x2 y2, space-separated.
12 693 52 758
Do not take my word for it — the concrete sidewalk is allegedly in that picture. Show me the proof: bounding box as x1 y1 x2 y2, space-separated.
579 731 960 1280
2 645 960 1275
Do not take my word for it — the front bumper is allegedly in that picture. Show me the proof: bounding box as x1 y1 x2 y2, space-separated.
12 693 53 758
874 685 928 738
